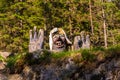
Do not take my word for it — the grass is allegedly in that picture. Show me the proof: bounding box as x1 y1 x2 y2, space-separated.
6 53 25 68
81 49 96 61
51 51 73 59
0 55 5 62
107 44 120 53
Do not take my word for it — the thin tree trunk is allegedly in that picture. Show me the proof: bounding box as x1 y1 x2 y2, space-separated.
19 0 23 28
102 0 107 48
69 16 72 36
89 0 94 34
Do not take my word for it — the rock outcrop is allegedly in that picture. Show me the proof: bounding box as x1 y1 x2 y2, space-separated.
0 50 120 80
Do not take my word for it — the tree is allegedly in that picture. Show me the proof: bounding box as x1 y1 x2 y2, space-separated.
89 0 94 34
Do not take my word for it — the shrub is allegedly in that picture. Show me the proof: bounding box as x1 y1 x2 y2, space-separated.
81 49 95 62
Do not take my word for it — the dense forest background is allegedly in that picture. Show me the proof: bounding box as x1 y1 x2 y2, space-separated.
0 0 120 53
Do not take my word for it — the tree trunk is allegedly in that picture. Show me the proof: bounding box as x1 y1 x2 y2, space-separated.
89 0 94 34
102 0 107 48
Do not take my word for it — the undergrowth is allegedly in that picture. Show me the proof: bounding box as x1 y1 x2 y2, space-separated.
4 44 120 73
0 55 5 62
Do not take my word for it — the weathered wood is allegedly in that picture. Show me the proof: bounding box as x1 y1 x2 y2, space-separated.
49 28 72 52
73 34 90 50
29 26 44 52
73 36 82 50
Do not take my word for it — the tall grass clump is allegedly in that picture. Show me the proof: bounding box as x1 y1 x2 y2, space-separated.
107 45 120 53
91 46 105 52
0 55 5 62
81 49 96 62
51 51 73 59
6 53 26 73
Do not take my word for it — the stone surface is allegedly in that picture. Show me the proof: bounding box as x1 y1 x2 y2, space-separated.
0 52 11 70
8 74 23 80
0 62 5 70
22 66 35 80
49 28 72 52
0 52 11 59
0 74 7 80
1 51 120 80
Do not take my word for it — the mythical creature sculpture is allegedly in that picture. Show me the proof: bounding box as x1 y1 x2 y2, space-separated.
73 36 82 50
29 26 44 52
49 28 72 52
73 34 90 50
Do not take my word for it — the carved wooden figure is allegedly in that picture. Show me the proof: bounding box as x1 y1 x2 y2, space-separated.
73 36 82 50
73 34 90 50
85 34 90 49
29 26 44 52
49 28 72 52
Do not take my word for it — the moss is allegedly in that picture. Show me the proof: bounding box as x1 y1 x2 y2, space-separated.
81 49 96 62
51 51 72 59
0 55 5 62
91 47 105 52
107 44 120 53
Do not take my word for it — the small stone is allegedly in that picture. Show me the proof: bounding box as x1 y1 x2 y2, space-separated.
0 74 7 80
0 62 5 70
8 74 23 80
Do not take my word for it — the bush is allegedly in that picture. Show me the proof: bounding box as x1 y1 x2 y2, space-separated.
81 49 95 62
6 53 26 73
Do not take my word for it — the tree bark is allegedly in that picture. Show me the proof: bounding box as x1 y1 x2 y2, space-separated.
89 0 94 34
102 0 107 48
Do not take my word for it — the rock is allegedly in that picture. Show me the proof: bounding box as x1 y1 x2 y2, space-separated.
114 58 120 68
65 58 75 70
0 62 5 70
22 66 35 80
105 71 113 80
84 73 91 80
0 74 7 80
0 52 11 59
8 74 23 80
0 52 11 70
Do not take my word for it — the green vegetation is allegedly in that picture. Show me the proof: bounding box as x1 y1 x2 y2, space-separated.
81 50 95 61
51 51 72 59
5 44 120 67
0 55 5 62
2 44 119 73
0 0 120 53
6 53 25 70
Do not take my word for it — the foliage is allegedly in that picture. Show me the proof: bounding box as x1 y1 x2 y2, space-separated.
4 44 120 74
6 53 25 73
0 55 5 62
51 51 72 59
106 44 120 55
81 49 95 61
0 0 120 53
